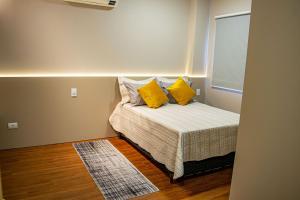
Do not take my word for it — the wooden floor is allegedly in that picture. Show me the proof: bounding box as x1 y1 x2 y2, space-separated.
0 137 232 200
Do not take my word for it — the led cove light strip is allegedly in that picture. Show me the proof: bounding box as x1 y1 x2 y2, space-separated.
0 73 207 78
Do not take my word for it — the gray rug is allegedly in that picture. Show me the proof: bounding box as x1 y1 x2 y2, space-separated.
73 140 159 200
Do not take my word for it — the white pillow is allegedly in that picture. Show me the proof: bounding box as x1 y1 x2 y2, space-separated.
118 77 156 105
157 76 192 87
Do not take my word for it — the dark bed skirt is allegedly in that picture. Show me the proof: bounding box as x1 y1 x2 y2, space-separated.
118 133 235 182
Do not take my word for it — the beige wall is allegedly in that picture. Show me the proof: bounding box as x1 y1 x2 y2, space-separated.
0 77 120 149
0 77 205 150
186 0 210 75
205 0 252 113
0 0 208 75
230 0 300 200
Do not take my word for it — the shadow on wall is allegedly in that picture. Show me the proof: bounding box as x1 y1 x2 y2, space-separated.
105 78 122 135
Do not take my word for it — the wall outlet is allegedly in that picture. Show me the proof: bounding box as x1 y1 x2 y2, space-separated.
71 88 77 97
8 122 18 129
196 89 201 96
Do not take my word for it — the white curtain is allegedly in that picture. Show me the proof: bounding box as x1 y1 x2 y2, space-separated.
212 14 250 92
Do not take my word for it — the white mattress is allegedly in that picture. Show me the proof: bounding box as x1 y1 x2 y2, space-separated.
109 102 239 179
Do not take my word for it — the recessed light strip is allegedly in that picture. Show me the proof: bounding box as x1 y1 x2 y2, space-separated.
0 73 207 78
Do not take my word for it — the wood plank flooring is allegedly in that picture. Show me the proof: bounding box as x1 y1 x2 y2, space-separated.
0 137 232 200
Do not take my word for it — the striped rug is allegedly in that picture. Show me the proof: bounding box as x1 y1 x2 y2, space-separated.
73 140 159 200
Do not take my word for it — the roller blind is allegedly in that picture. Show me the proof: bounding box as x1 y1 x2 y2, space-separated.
212 13 250 92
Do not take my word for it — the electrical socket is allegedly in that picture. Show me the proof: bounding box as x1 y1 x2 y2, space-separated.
196 89 201 96
8 122 18 129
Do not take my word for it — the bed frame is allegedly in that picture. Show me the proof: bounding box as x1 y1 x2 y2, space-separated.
119 133 235 183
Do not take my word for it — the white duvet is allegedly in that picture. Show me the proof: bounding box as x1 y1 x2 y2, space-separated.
109 102 239 179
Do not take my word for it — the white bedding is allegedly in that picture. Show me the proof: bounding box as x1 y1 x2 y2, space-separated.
109 102 240 179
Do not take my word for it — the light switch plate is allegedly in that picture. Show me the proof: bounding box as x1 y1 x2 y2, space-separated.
8 122 18 129
71 88 77 97
196 89 201 96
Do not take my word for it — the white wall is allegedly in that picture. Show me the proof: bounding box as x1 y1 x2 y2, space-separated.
205 0 252 113
0 0 206 75
230 0 300 199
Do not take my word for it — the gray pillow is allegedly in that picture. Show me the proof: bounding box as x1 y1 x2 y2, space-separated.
158 77 192 104
118 77 155 105
123 78 156 106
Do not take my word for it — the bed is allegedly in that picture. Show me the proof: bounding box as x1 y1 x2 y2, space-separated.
109 101 239 181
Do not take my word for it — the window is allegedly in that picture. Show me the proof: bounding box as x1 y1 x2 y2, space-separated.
212 13 251 93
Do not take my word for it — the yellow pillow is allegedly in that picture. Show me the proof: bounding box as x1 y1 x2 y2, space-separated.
167 77 195 105
138 80 168 108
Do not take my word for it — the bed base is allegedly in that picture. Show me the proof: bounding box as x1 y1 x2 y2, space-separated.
118 133 235 183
